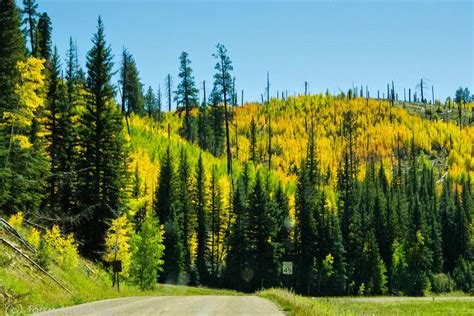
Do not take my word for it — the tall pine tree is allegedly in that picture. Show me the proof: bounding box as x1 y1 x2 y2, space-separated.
77 17 129 258
175 51 199 142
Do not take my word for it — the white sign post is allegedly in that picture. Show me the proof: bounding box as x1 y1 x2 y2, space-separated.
282 261 293 275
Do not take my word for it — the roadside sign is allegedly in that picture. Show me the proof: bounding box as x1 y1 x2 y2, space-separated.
282 261 293 275
112 260 122 273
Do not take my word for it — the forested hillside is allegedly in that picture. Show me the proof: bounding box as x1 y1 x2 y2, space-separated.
0 0 472 305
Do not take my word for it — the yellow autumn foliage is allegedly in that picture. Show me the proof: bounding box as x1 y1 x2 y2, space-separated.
102 214 133 277
7 212 24 231
43 225 79 270
2 58 46 148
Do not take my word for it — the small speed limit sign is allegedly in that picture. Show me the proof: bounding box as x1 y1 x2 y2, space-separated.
282 261 293 275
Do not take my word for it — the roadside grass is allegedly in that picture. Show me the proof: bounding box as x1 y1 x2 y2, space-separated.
0 243 239 315
258 288 474 316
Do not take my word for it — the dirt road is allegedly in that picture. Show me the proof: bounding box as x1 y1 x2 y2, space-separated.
35 295 284 316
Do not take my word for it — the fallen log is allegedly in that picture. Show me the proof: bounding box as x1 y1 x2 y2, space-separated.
0 218 36 253
1 237 72 295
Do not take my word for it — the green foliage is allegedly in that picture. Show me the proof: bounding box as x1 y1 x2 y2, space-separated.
35 12 51 60
120 48 144 115
452 257 473 293
194 153 209 284
21 0 38 54
130 215 165 290
76 17 129 259
431 273 454 293
177 147 195 282
175 51 199 142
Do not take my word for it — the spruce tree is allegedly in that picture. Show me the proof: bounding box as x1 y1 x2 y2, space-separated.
319 200 347 296
175 51 199 142
249 117 257 163
161 205 185 284
21 0 38 54
154 146 174 226
405 194 432 295
420 162 443 273
119 48 144 115
209 166 222 283
460 176 472 260
208 89 225 157
177 148 195 282
77 17 129 258
295 162 316 294
212 44 233 175
440 177 457 271
144 86 156 118
224 173 251 291
35 12 51 60
154 147 185 284
44 47 62 212
0 0 24 113
249 174 278 290
194 153 209 284
274 183 292 262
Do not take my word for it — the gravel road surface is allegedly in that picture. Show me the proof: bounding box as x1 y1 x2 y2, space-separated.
35 295 284 316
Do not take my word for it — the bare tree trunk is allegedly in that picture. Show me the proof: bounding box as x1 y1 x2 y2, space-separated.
167 74 172 138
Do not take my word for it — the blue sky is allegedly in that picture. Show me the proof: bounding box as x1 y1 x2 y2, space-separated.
38 0 472 105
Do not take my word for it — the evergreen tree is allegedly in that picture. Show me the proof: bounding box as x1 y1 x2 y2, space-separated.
209 166 222 283
0 1 47 216
153 147 185 284
35 12 51 60
294 162 316 294
249 174 279 290
0 0 24 114
454 183 470 262
274 183 292 263
44 47 62 212
212 43 233 175
119 48 144 115
208 90 225 157
144 86 156 118
354 160 387 295
224 172 251 291
318 198 347 296
56 38 82 219
77 17 129 258
197 81 210 151
175 51 199 142
405 194 432 295
419 162 443 273
21 0 38 54
249 117 257 163
460 176 472 261
440 177 457 271
194 153 209 284
161 205 185 284
177 148 195 282
154 146 174 226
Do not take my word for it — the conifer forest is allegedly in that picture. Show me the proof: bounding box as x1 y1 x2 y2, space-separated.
0 0 473 309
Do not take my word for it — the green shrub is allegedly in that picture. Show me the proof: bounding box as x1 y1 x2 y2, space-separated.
431 273 454 293
452 257 473 293
0 249 12 267
34 238 52 270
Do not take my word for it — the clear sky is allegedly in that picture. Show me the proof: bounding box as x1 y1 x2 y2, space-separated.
38 0 472 106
